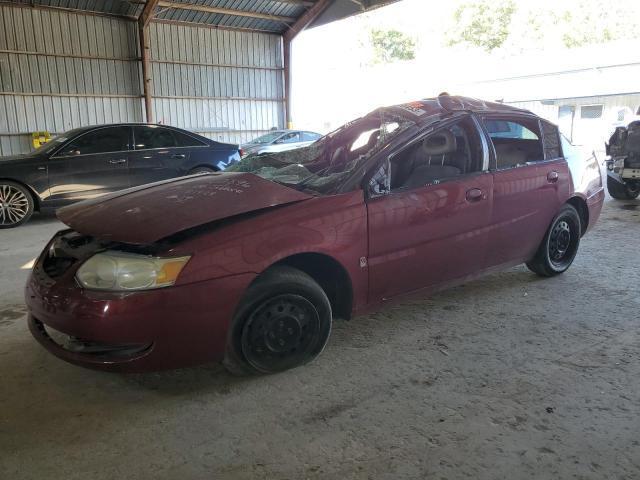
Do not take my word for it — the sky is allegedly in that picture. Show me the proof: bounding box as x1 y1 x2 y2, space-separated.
290 0 640 133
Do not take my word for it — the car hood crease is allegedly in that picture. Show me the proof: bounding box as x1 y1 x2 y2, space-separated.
56 172 312 244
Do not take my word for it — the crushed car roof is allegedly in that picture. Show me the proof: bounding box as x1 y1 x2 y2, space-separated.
393 95 531 119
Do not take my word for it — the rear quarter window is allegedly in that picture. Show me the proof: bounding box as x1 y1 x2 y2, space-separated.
173 131 207 147
541 121 562 160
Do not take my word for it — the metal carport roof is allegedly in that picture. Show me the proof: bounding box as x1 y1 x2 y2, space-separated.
0 0 401 33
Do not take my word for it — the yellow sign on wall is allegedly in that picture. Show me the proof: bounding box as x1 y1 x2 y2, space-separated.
32 131 51 149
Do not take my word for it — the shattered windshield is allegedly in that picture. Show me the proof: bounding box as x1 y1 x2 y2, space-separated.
249 132 284 145
226 108 418 194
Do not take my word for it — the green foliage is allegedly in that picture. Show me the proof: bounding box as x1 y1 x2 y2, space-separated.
557 0 640 48
447 0 516 52
446 0 640 52
370 29 416 64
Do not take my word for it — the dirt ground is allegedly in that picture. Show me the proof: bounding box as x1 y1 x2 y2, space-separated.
1 197 639 480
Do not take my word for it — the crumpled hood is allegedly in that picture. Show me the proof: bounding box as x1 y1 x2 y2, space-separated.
57 172 312 244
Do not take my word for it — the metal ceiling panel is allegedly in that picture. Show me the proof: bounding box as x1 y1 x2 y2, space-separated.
1 1 405 33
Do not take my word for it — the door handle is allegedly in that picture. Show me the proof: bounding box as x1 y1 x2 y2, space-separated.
547 171 559 183
465 188 485 202
172 154 186 159
108 159 127 164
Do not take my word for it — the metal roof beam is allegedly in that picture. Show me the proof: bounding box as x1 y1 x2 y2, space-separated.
139 0 160 27
283 0 331 42
157 1 297 24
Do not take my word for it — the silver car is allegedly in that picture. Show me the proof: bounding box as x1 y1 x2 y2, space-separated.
240 130 322 157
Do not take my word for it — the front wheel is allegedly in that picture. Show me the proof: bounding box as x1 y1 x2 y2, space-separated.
0 181 34 228
607 176 640 200
224 266 332 375
526 204 581 277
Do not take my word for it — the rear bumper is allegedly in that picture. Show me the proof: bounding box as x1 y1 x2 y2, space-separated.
25 269 255 373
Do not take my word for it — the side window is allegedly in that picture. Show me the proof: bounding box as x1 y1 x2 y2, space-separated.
173 130 207 147
59 127 129 156
540 121 562 159
483 117 544 169
303 132 320 142
390 118 484 191
580 105 603 119
280 132 301 144
134 126 176 150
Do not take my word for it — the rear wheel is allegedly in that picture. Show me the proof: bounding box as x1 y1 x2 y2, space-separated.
526 204 581 277
0 181 34 228
224 266 332 375
607 176 640 200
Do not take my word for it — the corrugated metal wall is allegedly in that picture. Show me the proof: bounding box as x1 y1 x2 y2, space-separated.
149 22 284 145
0 4 285 154
0 4 143 155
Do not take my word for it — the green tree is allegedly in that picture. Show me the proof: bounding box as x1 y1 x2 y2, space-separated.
370 29 416 64
558 0 640 47
446 0 516 51
446 0 640 52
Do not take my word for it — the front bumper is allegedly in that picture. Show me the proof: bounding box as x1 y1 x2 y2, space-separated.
25 232 255 372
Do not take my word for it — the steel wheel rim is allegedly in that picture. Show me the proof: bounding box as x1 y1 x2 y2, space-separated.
0 185 29 226
549 219 573 265
241 294 320 372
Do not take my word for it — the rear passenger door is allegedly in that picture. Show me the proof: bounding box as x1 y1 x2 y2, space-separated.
129 126 203 186
480 115 569 268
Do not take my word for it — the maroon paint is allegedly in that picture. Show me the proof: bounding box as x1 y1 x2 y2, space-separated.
486 160 571 268
57 172 312 244
367 172 494 301
25 127 605 374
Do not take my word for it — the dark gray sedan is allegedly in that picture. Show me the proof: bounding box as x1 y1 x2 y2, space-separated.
0 123 240 228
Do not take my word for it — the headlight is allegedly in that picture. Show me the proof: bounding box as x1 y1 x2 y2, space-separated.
76 251 191 291
614 158 625 169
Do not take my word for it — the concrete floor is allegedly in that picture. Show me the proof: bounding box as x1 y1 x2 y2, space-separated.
1 199 639 480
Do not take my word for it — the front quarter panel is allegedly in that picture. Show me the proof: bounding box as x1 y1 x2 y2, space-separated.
0 155 49 204
170 190 369 313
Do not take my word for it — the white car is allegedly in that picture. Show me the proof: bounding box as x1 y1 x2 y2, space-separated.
240 130 322 157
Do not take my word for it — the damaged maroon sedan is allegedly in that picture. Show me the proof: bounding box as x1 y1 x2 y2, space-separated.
26 96 604 374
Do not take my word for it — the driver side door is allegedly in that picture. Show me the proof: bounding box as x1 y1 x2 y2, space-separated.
366 116 494 301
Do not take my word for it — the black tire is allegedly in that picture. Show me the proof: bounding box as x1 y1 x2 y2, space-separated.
607 176 640 200
0 181 34 229
188 166 215 175
526 204 581 277
224 266 332 375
